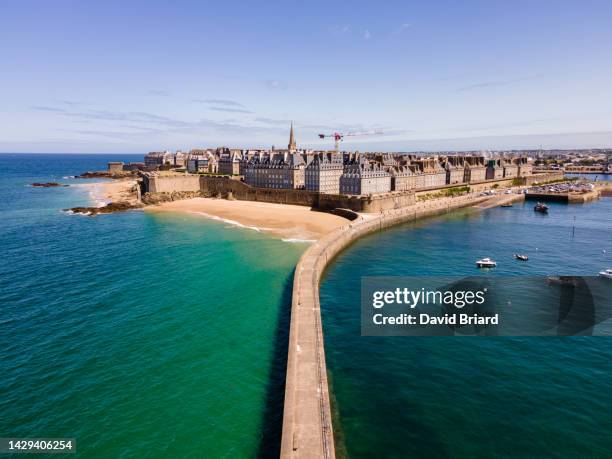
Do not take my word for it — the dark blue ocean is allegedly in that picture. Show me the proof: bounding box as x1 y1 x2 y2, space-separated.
321 188 612 457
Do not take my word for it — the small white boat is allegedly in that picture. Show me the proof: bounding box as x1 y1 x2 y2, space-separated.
476 257 497 268
514 254 529 261
599 269 612 279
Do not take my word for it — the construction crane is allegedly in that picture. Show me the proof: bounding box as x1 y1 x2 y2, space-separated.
318 130 383 151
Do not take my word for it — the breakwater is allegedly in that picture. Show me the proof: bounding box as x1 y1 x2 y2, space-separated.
281 192 495 459
525 190 600 203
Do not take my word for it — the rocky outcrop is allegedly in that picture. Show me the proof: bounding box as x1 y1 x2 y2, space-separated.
141 191 204 205
66 201 143 216
77 171 137 179
31 182 68 187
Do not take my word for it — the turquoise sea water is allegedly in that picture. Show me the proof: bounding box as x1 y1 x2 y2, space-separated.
0 154 304 457
320 195 611 457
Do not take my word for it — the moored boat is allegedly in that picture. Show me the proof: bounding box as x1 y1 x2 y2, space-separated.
476 257 497 268
599 268 612 279
534 202 549 213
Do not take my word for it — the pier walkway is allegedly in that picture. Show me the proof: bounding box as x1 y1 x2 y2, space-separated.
281 192 497 459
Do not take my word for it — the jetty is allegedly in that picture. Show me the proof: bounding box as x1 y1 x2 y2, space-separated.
281 192 496 458
524 190 600 203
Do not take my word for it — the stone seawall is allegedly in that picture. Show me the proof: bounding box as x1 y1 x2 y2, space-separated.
526 190 601 203
142 174 416 212
141 174 201 194
141 172 561 213
281 192 492 459
523 171 565 185
200 176 416 212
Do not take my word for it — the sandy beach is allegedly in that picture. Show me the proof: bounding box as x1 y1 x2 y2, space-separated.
146 198 349 240
76 179 138 206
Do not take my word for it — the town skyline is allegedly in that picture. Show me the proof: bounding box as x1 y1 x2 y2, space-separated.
2 1 612 152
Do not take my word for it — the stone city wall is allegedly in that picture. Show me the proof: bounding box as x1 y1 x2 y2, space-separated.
522 171 565 186
141 172 563 212
141 173 201 194
142 174 416 212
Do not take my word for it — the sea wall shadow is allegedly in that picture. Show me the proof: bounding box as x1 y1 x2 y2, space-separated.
256 269 294 458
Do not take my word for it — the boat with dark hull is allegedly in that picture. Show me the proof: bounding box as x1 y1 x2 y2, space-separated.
534 202 549 213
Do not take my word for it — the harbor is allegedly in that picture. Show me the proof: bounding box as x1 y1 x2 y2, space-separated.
319 193 612 458
281 190 526 458
525 180 602 203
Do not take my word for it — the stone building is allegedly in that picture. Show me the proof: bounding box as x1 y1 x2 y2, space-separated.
463 156 487 183
107 162 124 174
515 157 533 177
411 158 447 188
244 152 305 189
375 153 400 168
409 163 427 189
486 159 504 180
187 149 217 173
305 152 344 194
339 157 391 195
144 151 175 168
443 157 465 185
174 151 187 167
218 148 242 175
389 164 417 191
502 159 519 178
187 158 210 173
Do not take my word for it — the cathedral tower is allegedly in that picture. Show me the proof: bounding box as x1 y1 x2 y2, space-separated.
288 122 297 152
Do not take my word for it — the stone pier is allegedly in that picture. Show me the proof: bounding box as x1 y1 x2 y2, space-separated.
280 192 495 459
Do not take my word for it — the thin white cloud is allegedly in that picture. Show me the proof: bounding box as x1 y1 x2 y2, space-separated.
209 107 253 114
264 79 288 90
30 106 65 112
364 29 371 40
456 75 542 92
193 99 245 107
329 24 350 34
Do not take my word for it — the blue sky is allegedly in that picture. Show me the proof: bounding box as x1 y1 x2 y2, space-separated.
1 0 611 152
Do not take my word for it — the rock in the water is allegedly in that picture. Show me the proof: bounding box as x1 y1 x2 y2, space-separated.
31 182 68 187
78 171 111 179
66 201 143 216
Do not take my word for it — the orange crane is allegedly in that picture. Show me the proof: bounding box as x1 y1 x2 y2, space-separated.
318 130 383 151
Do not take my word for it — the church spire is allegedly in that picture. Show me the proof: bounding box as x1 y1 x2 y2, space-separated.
288 122 297 151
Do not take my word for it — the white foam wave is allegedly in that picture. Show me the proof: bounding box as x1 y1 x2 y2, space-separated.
186 211 266 232
87 189 108 207
281 238 316 244
62 209 90 216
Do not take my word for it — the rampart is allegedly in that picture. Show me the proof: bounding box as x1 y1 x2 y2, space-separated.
141 172 564 212
521 171 565 186
141 174 416 213
141 173 201 193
